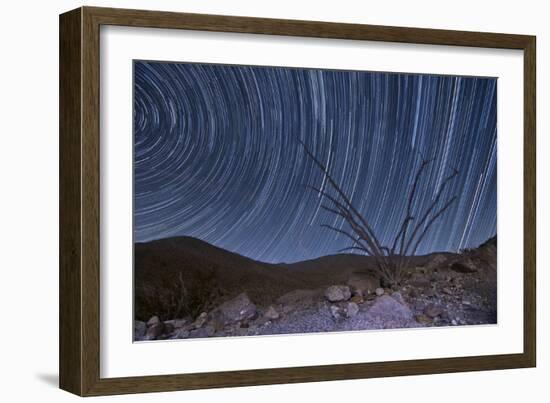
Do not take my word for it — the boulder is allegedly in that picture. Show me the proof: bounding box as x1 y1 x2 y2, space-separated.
193 312 208 328
324 285 352 302
146 316 161 327
264 305 280 320
214 293 257 324
368 295 413 322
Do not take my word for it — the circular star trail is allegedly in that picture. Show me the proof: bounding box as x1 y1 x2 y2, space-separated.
133 61 497 264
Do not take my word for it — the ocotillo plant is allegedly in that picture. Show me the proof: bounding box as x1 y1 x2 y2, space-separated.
300 140 459 287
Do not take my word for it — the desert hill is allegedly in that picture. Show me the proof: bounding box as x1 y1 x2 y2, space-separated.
135 235 496 324
135 236 378 321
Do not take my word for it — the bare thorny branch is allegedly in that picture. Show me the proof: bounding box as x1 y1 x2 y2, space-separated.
300 140 459 286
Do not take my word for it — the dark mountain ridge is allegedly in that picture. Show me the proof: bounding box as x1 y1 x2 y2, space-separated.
135 235 495 321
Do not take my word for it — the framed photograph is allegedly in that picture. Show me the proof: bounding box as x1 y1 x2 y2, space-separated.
59 6 536 396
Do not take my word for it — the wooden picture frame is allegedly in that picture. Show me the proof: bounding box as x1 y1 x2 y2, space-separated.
59 6 536 396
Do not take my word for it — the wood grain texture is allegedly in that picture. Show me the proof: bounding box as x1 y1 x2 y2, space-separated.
59 6 537 396
86 6 531 49
81 6 102 396
59 8 82 396
523 38 536 367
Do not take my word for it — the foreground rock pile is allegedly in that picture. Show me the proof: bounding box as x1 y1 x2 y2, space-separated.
135 241 496 341
135 292 277 340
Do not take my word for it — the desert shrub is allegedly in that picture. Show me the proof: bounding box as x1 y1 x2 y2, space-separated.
301 141 459 287
135 269 219 321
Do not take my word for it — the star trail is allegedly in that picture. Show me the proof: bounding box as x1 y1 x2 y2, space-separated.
133 61 497 264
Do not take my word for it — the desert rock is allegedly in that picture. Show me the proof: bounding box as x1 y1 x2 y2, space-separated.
147 316 161 327
214 293 257 324
324 285 352 302
368 295 413 322
264 305 280 320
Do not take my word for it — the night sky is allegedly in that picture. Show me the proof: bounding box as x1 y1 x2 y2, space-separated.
133 61 497 264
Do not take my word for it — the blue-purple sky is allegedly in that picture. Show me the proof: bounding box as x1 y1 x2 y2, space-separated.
133 61 496 263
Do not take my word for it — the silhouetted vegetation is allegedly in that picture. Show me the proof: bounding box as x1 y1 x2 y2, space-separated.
135 268 219 321
300 140 459 287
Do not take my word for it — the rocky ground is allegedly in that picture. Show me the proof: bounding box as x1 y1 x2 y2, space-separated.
135 237 496 341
